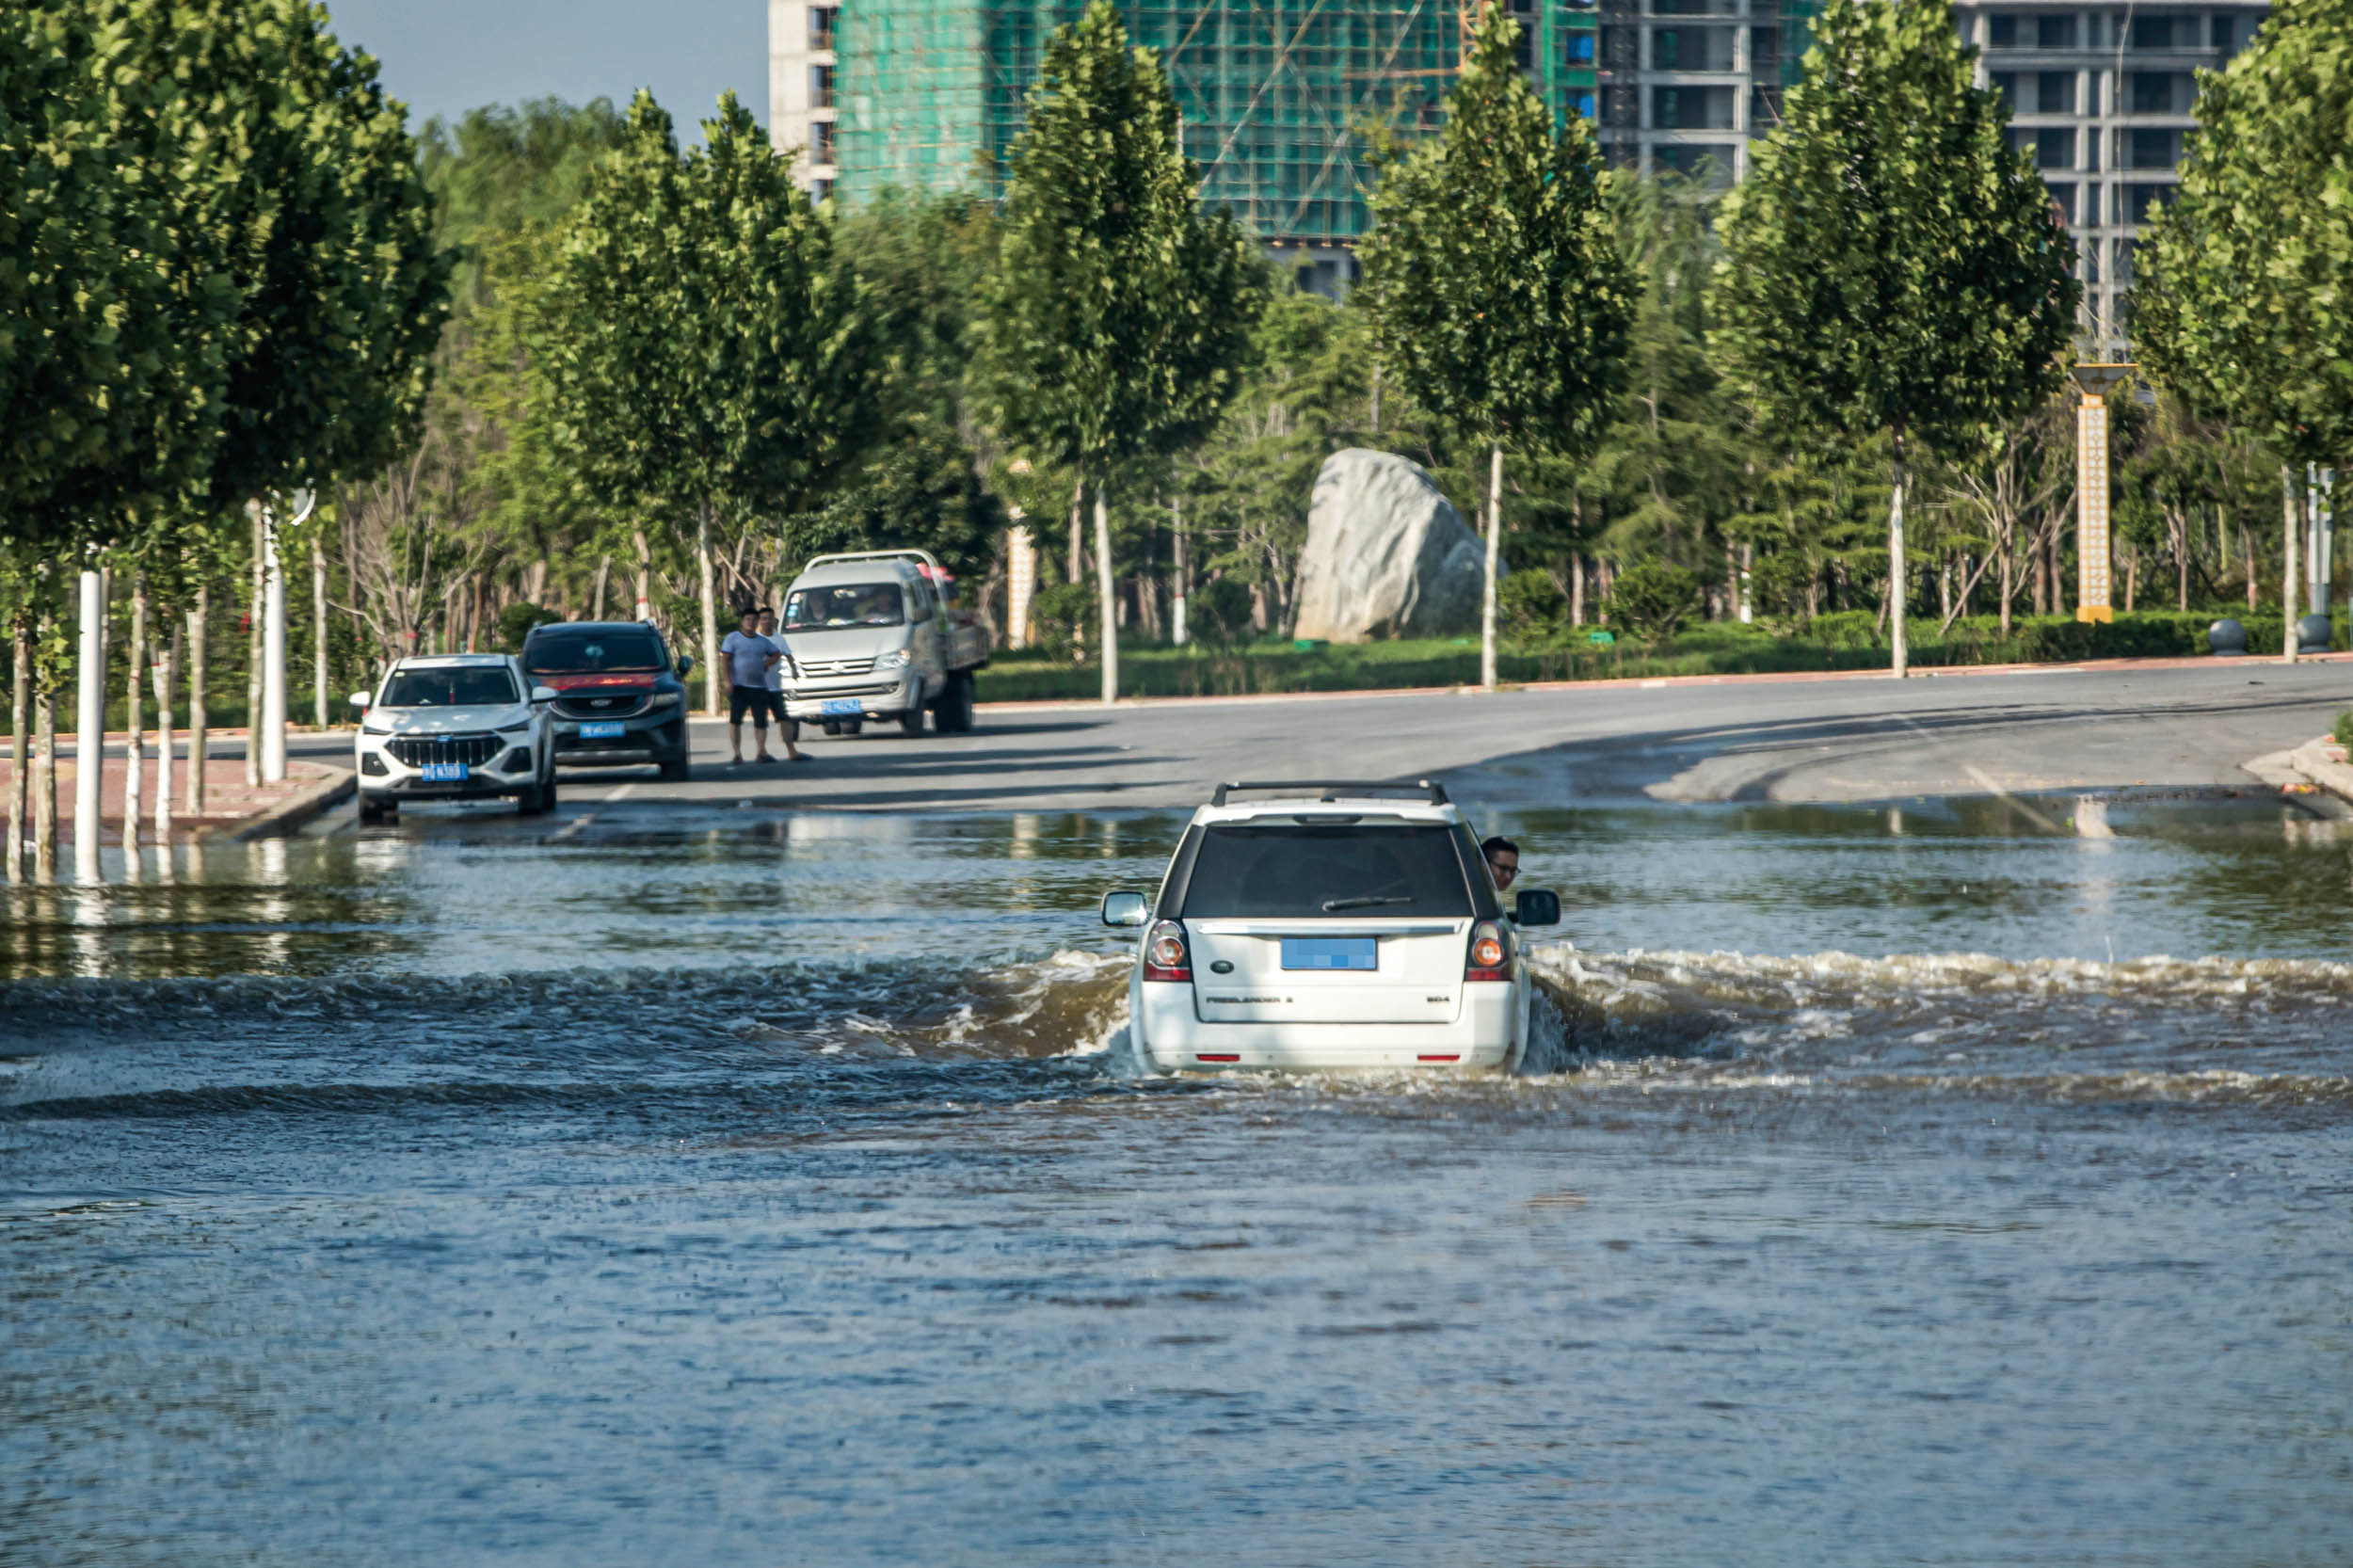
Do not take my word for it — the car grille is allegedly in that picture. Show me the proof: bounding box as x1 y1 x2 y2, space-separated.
387 732 502 768
554 692 648 719
796 656 875 678
804 682 898 698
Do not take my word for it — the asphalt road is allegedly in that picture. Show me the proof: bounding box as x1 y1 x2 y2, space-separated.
241 657 2353 814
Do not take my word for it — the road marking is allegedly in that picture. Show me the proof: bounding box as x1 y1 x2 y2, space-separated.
551 813 595 841
604 782 637 803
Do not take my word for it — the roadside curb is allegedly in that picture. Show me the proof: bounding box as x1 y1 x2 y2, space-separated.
2285 738 2353 813
976 648 2353 715
209 767 356 842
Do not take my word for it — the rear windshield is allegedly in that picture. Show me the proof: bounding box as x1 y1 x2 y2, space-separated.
525 631 665 673
1177 824 1474 919
380 666 519 708
787 583 904 629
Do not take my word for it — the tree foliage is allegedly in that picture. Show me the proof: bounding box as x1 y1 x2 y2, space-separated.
2135 0 2353 469
972 0 1263 478
1360 8 1633 461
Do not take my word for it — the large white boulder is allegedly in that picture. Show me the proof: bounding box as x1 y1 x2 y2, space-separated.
1292 449 1489 642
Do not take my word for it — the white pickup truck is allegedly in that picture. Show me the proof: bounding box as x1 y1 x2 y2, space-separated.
778 549 992 736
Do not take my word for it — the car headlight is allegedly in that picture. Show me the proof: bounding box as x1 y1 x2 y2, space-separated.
875 648 912 670
360 722 392 736
495 718 532 734
646 690 681 708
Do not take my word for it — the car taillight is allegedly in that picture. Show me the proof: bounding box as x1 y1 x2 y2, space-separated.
1465 920 1509 982
1144 920 1191 982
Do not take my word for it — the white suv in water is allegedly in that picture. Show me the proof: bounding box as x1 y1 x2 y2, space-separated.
1100 781 1560 1073
349 653 559 824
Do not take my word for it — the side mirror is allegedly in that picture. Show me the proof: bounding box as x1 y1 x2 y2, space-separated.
676 655 695 678
1101 890 1150 928
347 692 372 712
1513 888 1561 927
530 684 559 703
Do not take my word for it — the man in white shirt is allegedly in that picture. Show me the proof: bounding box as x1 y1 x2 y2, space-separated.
719 607 782 764
756 607 806 761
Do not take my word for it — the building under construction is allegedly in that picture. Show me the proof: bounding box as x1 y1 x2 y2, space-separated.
768 0 1833 282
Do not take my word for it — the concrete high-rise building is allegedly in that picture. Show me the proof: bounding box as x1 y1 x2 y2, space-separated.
1954 2 2264 352
771 0 841 199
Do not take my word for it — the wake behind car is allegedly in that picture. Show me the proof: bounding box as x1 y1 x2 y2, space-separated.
520 621 696 779
350 654 557 824
1098 781 1561 1073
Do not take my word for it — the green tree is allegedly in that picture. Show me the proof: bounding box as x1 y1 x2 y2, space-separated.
2135 0 2353 660
545 91 884 711
1604 559 1703 644
1710 0 2077 676
973 0 1264 703
1360 7 1635 688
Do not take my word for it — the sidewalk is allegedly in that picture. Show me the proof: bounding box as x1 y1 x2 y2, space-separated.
1 753 352 843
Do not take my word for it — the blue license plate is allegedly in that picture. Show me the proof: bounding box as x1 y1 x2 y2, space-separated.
420 762 468 783
1281 937 1377 971
578 721 624 739
821 698 864 716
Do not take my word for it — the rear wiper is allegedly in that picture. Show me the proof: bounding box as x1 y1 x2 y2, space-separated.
1321 895 1415 911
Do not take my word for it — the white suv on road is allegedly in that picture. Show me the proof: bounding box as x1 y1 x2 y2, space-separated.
350 654 558 824
1100 781 1560 1073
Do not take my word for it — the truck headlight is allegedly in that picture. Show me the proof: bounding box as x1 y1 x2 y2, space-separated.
874 648 911 670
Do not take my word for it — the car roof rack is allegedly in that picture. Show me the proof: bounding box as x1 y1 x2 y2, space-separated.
1210 779 1449 808
801 548 947 576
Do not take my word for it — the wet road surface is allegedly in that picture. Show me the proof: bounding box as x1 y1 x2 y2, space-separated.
6 794 2352 1563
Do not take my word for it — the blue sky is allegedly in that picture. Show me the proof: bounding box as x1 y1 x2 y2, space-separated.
324 0 765 138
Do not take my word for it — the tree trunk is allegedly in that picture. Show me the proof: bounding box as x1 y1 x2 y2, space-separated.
2124 548 2137 613
260 504 286 784
2244 515 2258 610
33 673 56 885
696 504 722 713
7 611 26 884
1369 361 1382 433
1067 480 1084 586
1095 482 1118 705
153 619 179 853
1170 496 1189 647
2282 464 2301 663
632 527 653 621
1938 556 1952 626
1570 554 1585 627
1887 456 1909 678
187 587 209 815
126 572 147 855
312 533 329 728
246 500 264 786
1481 442 1502 689
75 568 104 881
592 554 611 622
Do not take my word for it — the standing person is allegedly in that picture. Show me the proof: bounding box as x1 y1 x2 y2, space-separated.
720 607 782 765
755 607 806 762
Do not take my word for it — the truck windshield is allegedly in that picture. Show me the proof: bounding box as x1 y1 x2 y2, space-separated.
787 584 904 629
379 667 520 708
525 632 665 673
1177 824 1474 919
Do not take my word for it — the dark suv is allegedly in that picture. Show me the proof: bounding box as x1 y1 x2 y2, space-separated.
520 621 696 780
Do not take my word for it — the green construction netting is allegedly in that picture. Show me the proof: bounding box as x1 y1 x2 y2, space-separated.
836 0 1600 243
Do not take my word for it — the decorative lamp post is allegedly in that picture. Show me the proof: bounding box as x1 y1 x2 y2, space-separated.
2070 362 2133 624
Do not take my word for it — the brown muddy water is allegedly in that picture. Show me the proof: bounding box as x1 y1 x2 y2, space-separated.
5 792 2351 1565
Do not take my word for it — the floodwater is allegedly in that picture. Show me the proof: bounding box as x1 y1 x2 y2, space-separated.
6 793 2352 1565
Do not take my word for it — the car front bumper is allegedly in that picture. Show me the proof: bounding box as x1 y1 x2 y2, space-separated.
357 742 538 799
551 712 685 766
785 672 921 720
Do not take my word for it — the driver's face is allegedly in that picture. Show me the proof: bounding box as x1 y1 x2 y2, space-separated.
1487 852 1519 890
